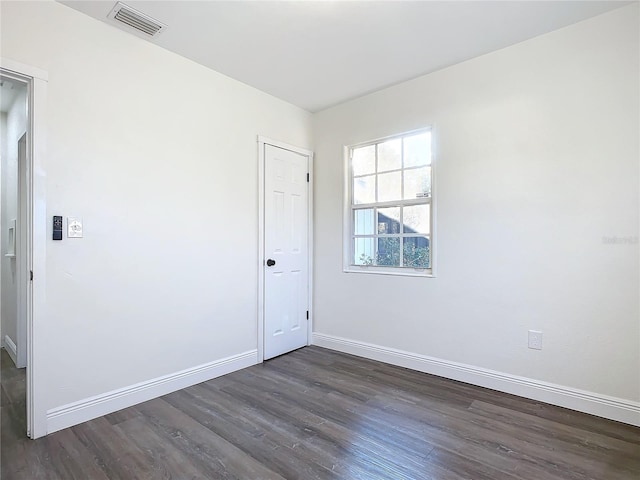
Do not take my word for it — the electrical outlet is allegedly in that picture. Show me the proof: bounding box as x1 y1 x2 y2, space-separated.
528 330 543 350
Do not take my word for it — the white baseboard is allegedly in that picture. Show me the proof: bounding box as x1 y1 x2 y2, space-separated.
3 335 17 365
46 349 258 434
312 333 640 427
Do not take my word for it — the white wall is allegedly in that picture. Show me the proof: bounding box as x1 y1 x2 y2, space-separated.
0 112 6 344
0 0 312 419
313 4 639 404
1 88 27 352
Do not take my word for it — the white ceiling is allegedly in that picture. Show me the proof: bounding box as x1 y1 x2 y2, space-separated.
59 1 630 112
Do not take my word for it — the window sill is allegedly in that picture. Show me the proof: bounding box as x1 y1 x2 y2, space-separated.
343 266 435 278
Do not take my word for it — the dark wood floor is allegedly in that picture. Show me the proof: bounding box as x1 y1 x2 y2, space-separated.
1 346 639 479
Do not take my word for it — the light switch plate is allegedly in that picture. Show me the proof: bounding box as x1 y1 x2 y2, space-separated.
67 217 83 238
528 330 543 350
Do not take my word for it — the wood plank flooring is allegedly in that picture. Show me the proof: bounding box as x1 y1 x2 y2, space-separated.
1 346 639 479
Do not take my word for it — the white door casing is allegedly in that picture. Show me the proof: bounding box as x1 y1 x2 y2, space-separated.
260 140 311 360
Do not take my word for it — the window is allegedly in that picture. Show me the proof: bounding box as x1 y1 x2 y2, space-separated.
345 129 433 276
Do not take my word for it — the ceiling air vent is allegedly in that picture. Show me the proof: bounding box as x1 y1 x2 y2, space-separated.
107 2 167 37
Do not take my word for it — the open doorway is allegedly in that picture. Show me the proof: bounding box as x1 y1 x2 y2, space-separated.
1 73 29 438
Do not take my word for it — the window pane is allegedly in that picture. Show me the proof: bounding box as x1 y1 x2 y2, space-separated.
403 237 430 268
403 132 431 167
354 175 375 204
378 171 401 202
403 167 431 200
352 145 375 176
377 207 400 234
354 209 374 235
403 204 430 234
377 237 401 266
377 138 401 172
354 238 374 265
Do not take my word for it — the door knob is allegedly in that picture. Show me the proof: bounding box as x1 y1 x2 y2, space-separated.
266 259 276 267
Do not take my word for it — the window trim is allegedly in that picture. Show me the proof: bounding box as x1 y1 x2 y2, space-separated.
343 127 437 278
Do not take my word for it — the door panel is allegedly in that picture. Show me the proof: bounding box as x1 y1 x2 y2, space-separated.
264 144 308 360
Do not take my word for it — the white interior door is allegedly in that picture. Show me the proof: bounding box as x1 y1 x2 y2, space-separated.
16 132 29 368
263 144 309 360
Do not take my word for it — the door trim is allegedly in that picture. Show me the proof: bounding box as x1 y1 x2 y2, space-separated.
257 136 313 363
1 58 48 439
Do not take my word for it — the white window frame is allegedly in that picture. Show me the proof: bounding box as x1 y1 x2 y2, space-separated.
343 127 436 277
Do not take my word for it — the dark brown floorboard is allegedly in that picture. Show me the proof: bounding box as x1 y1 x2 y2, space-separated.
1 346 639 479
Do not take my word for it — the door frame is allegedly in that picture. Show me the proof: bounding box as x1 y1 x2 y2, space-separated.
257 136 313 363
1 58 48 439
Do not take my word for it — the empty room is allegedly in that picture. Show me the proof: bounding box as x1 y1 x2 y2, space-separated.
0 0 638 479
